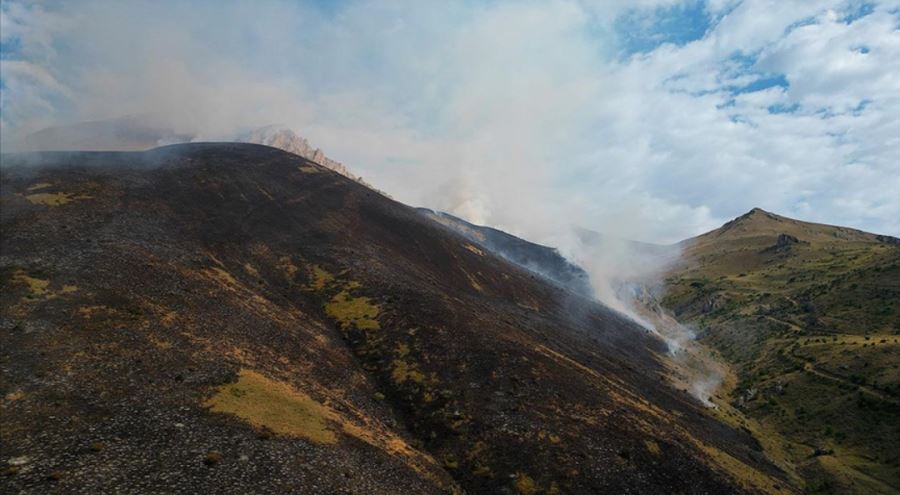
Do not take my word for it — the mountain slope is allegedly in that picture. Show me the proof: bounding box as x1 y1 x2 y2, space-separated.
661 208 900 494
1 144 788 494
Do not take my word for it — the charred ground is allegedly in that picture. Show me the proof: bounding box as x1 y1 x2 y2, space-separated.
2 144 789 494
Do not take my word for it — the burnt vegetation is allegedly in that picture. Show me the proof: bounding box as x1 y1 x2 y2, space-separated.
1 144 789 494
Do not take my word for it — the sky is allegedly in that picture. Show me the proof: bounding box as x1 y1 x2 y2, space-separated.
2 0 899 245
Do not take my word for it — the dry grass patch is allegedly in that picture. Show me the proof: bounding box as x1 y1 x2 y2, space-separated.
243 263 260 278
23 192 92 206
463 271 483 292
206 267 238 286
463 244 484 256
204 369 336 444
308 265 335 290
390 359 426 385
514 472 538 495
12 270 50 296
4 390 25 401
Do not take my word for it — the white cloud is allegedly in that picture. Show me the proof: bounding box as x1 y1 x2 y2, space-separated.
1 0 898 243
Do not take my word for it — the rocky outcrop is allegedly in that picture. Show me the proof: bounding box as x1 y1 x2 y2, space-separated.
875 234 900 246
761 233 804 254
239 125 372 188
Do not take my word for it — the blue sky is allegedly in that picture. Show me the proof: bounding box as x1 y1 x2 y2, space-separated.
616 0 712 53
1 0 899 245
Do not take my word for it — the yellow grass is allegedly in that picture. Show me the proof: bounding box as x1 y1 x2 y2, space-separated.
514 472 538 495
4 390 25 401
464 244 484 256
243 263 260 278
390 359 426 384
464 271 483 292
206 267 238 286
12 270 49 296
309 265 335 290
23 192 92 206
204 369 336 444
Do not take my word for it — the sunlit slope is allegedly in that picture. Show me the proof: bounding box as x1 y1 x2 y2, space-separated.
1 144 789 494
662 207 900 495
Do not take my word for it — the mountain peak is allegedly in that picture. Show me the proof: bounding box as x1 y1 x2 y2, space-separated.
693 207 887 247
721 207 784 232
740 207 779 220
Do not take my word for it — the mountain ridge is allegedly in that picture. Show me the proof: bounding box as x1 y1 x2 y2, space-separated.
14 116 367 187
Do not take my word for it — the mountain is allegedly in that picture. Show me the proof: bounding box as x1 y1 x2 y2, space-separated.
660 208 900 494
1 144 789 494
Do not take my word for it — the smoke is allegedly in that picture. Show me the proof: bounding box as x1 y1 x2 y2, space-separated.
1 0 731 405
1 0 727 242
556 230 727 406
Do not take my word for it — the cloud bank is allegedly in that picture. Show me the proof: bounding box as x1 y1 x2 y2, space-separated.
2 0 899 245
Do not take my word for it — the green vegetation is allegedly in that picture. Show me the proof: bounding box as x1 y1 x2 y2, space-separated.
663 209 900 494
325 288 380 330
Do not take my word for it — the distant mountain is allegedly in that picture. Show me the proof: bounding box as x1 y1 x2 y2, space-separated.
660 207 900 495
17 115 192 151
1 144 788 494
418 209 594 298
17 117 366 185
575 227 676 260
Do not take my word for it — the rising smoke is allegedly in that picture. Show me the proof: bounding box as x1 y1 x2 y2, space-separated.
2 0 727 405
